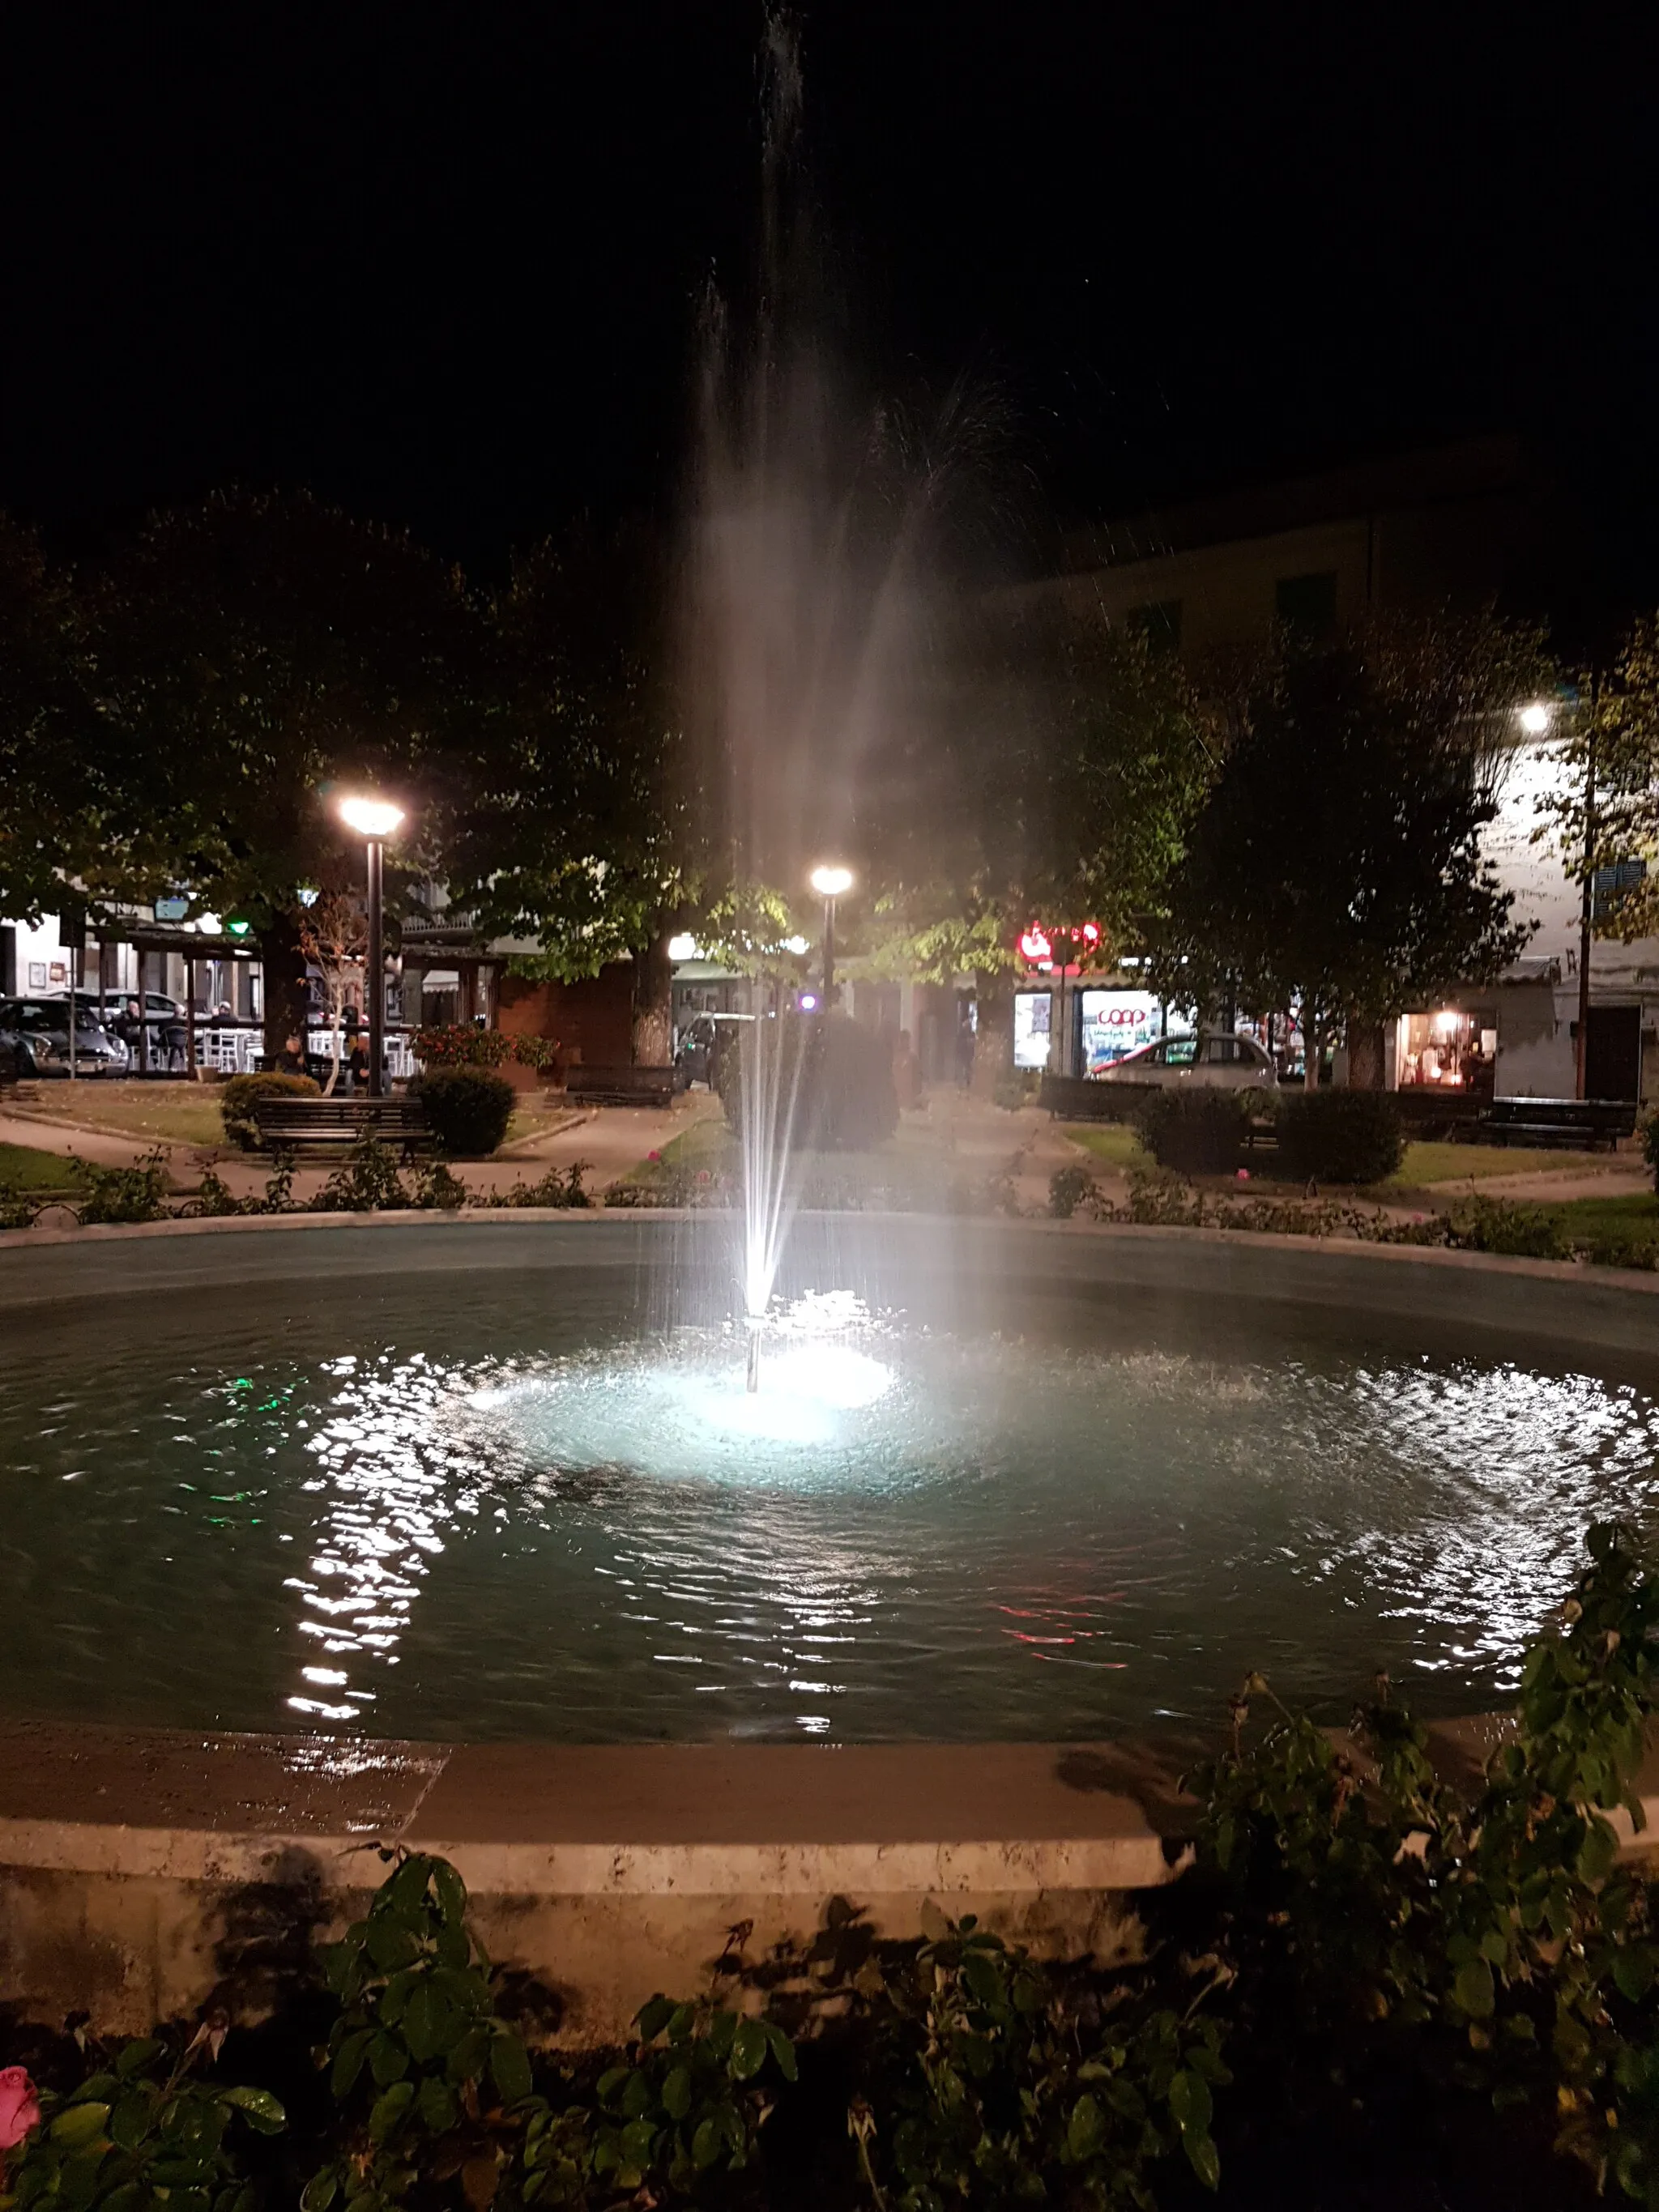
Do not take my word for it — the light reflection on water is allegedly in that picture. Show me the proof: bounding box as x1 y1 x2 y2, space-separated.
2 1274 1657 1742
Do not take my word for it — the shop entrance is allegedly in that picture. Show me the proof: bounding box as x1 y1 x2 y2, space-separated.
1585 1004 1641 1101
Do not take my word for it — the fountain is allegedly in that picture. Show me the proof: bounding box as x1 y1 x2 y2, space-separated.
3 23 1658 1762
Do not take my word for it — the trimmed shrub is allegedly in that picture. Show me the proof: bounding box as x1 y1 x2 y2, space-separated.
1452 1193 1568 1259
993 1066 1039 1111
410 1065 516 1156
1048 1161 1094 1218
1643 1110 1659 1195
220 1071 320 1150
717 1012 898 1151
1136 1087 1249 1175
1275 1087 1404 1185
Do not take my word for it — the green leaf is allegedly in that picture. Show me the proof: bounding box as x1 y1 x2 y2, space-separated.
1453 1958 1495 2020
220 2087 286 2136
368 2034 409 2088
1184 2129 1222 2192
691 2117 723 2171
761 2022 799 2084
660 2066 693 2122
365 1919 420 1975
729 2018 768 2082
1066 2094 1105 2162
113 2043 164 2082
961 1951 1004 2007
417 2078 458 2135
300 2172 339 2212
1169 2069 1213 2135
49 2104 111 2146
633 1997 676 2044
446 2025 492 2085
331 2030 373 2098
368 2081 416 2145
490 2033 533 2107
619 2119 657 2172
595 2067 631 2111
432 1860 468 1929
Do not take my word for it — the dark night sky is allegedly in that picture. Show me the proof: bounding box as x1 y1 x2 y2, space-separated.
2 6 1655 601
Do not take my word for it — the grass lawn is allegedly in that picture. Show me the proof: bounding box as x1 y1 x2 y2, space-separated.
1061 1123 1146 1170
1546 1191 1659 1234
1384 1140 1616 1187
11 1079 226 1148
0 1140 83 1191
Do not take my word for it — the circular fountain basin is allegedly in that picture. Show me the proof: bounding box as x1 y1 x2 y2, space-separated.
2 1213 1656 1746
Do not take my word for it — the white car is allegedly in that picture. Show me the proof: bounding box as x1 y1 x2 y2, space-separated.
1093 1033 1279 1089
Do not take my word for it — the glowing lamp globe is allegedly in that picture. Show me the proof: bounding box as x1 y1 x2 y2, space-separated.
339 796 404 838
1518 702 1552 736
810 863 853 897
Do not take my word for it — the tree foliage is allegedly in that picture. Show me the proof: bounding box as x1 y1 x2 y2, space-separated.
1536 612 1659 944
1145 612 1548 1068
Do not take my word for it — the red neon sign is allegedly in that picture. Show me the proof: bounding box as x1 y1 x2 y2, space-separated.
1019 922 1101 970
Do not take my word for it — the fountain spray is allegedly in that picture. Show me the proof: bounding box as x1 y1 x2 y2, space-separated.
745 1315 762 1393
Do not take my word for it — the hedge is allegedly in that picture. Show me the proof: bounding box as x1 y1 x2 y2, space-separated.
410 1066 516 1156
1275 1087 1404 1185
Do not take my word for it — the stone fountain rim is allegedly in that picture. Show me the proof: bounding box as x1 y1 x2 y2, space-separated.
1 1202 1656 1299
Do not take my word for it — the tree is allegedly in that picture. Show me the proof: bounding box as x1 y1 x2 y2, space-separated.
295 889 368 1095
87 491 480 1059
1535 613 1659 945
1145 612 1549 1085
440 526 711 1067
858 603 1216 1082
0 514 173 929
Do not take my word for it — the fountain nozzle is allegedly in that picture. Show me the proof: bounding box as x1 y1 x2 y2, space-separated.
745 1316 762 1394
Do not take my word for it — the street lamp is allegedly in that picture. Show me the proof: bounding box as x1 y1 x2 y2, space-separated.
1518 701 1553 736
809 863 853 1006
338 796 404 1097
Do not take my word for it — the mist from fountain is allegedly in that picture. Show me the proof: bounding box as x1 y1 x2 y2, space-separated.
684 14 969 1376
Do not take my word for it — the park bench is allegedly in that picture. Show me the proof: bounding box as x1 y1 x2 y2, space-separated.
1481 1096 1636 1152
250 1095 433 1157
564 1064 676 1110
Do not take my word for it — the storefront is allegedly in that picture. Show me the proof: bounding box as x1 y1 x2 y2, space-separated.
1077 988 1168 1072
1397 1005 1497 1095
1013 988 1053 1069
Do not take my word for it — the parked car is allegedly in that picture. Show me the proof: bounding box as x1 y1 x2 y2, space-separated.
70 987 184 1026
1092 1032 1279 1090
0 997 127 1078
674 1010 753 1089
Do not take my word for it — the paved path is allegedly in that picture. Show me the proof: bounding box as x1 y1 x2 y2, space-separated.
0 1107 181 1172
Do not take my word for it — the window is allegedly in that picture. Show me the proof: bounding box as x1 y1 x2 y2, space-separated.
1203 1037 1241 1063
1162 1037 1198 1067
1127 599 1182 651
1592 859 1647 923
1275 570 1337 636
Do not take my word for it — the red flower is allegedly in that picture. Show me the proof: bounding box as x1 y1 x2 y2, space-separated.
0 2066 41 2154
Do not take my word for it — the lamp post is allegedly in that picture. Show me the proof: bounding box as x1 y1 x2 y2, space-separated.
338 796 404 1098
809 863 853 1007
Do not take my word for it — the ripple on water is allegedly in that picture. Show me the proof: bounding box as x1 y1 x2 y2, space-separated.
1 1277 1656 1741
